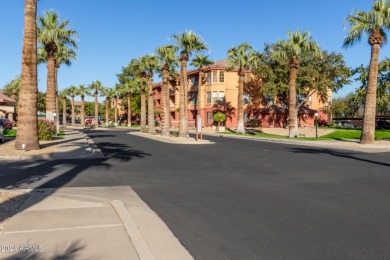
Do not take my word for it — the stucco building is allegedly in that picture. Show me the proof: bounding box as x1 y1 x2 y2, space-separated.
153 60 331 129
0 90 17 122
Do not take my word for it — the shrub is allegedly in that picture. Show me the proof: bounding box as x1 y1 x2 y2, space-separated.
38 118 56 140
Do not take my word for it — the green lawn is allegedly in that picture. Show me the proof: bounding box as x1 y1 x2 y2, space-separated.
3 129 17 137
221 128 390 141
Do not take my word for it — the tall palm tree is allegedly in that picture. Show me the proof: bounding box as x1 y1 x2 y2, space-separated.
140 55 159 134
67 85 77 126
343 0 390 144
88 80 104 126
226 43 258 134
37 10 78 120
15 0 39 150
191 54 214 128
171 30 208 137
77 84 89 127
156 45 179 136
273 31 322 138
59 89 68 128
100 87 114 126
117 80 140 128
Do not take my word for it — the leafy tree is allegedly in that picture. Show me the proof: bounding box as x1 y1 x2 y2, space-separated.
226 42 259 134
15 0 39 150
37 10 78 118
171 30 208 137
343 0 390 143
156 45 179 135
213 112 226 131
3 76 21 101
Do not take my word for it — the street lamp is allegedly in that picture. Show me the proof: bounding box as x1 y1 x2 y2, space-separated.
314 112 319 138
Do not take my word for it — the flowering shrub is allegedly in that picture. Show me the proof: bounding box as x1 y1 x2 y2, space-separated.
38 118 56 140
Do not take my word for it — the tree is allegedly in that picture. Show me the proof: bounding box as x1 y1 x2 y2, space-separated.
66 85 77 126
99 87 113 126
190 53 214 129
3 76 21 101
273 31 322 138
156 45 179 135
171 30 208 137
117 78 140 128
88 80 104 126
58 89 68 127
213 112 226 131
37 10 78 120
139 55 159 134
343 0 390 143
226 42 259 134
15 0 39 150
77 84 89 127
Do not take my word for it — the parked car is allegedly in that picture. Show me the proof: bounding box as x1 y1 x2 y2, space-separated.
376 120 390 130
85 116 102 126
335 121 355 129
0 128 4 143
0 118 13 130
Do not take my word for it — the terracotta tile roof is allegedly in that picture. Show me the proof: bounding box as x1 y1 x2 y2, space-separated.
0 89 17 105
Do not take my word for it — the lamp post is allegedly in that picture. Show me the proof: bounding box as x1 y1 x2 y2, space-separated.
315 112 319 138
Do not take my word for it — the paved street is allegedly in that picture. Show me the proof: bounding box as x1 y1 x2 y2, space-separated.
1 129 390 259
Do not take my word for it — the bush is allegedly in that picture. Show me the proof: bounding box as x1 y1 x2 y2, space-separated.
38 118 56 140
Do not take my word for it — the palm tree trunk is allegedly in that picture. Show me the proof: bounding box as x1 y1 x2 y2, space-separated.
197 70 203 126
179 59 188 137
94 91 99 127
237 71 245 134
71 96 75 126
46 55 56 117
15 0 39 150
114 97 118 126
288 57 299 138
105 99 109 126
81 97 85 127
140 85 147 133
148 76 156 134
361 43 380 144
55 67 60 134
127 94 132 127
62 96 67 128
161 67 170 136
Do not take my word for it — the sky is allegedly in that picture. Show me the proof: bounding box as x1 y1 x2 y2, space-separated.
1 0 389 102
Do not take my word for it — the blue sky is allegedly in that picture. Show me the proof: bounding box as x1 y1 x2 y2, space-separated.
1 0 389 101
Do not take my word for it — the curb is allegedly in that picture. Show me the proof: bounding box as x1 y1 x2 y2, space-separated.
110 200 155 260
0 154 53 160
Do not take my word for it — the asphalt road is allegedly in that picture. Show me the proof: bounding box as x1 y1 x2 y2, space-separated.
1 129 390 259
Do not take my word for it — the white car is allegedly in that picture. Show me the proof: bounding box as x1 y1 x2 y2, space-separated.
0 128 4 143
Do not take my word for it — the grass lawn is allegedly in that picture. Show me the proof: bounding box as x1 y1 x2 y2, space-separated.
3 129 16 137
221 128 390 141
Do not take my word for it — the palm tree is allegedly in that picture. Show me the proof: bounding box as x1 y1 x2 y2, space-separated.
156 45 179 136
100 87 114 126
190 54 214 128
77 84 89 127
171 30 208 137
37 10 78 120
67 85 77 126
59 89 68 127
117 80 140 128
15 0 39 150
273 31 322 138
140 55 159 134
88 80 104 126
343 0 390 144
226 43 259 134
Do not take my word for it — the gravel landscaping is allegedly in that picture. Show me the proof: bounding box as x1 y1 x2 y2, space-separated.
0 191 29 231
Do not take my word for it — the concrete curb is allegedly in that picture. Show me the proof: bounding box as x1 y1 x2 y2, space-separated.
111 200 155 260
129 132 215 145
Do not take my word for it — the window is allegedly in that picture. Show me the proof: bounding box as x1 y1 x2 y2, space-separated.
219 71 225 82
264 95 273 105
207 112 213 124
206 91 211 104
219 91 225 102
243 93 250 104
212 71 218 82
191 95 197 105
206 72 211 84
308 96 312 106
191 77 198 85
212 91 218 103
